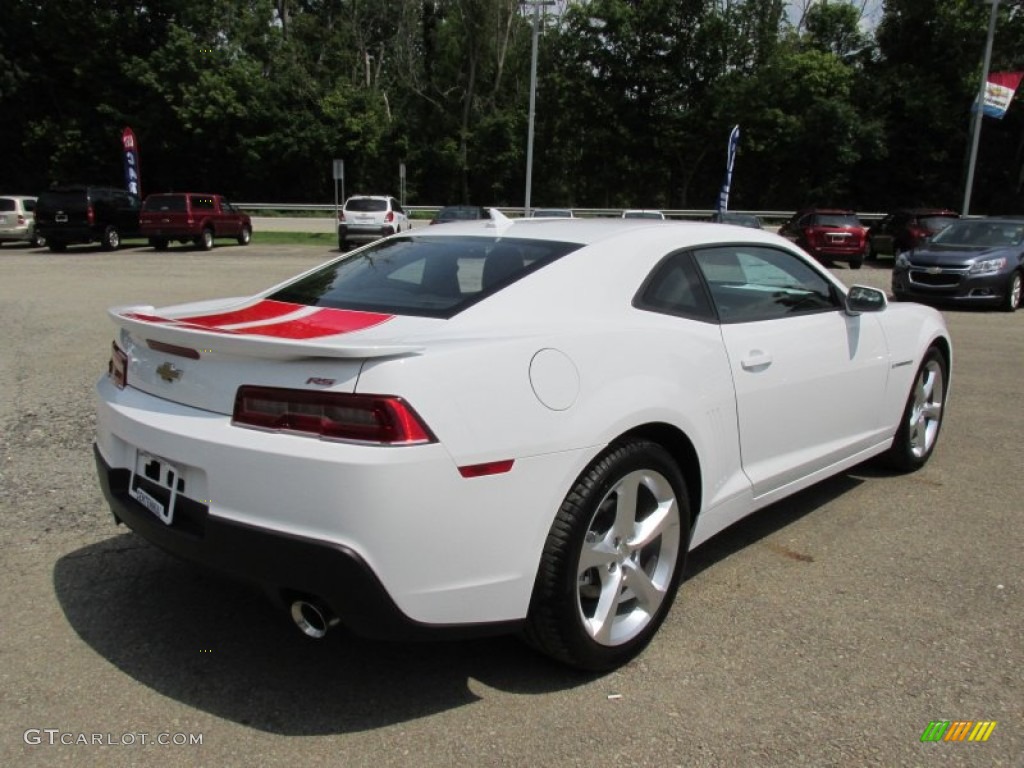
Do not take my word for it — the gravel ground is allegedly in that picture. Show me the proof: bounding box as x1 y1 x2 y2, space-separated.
0 243 1021 768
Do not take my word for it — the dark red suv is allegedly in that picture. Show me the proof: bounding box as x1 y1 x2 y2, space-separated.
140 193 252 251
778 208 868 269
866 208 959 261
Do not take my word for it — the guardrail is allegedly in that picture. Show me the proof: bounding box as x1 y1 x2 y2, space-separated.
237 203 886 223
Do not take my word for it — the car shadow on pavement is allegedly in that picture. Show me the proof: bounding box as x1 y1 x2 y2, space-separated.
52 536 593 735
52 471 865 735
684 471 864 579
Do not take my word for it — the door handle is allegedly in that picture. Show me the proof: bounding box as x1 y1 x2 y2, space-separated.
740 350 772 370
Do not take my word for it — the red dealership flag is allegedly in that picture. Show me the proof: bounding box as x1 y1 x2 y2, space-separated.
981 72 1023 119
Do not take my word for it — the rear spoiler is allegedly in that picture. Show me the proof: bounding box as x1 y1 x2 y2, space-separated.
109 305 424 360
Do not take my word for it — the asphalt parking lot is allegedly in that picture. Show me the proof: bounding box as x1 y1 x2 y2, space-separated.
1 242 1021 767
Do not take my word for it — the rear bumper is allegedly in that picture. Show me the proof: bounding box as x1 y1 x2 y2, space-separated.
338 224 396 242
94 444 521 640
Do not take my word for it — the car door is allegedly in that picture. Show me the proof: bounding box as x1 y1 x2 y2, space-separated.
693 245 890 500
871 214 896 256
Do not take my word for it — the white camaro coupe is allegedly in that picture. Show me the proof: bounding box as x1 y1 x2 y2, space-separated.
94 215 951 670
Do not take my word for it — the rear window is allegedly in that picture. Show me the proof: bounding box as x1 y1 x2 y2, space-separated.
345 198 388 213
38 191 86 209
812 214 861 227
0 199 14 212
143 195 187 212
269 235 580 318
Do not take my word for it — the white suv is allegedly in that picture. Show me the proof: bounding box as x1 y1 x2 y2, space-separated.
338 195 410 251
0 195 45 247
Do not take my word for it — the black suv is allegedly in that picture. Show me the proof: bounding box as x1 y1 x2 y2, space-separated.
866 208 959 261
35 186 141 252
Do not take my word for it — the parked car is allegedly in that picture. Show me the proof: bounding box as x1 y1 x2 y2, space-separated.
866 208 959 261
35 185 140 252
337 195 410 250
710 211 763 229
892 217 1024 311
0 195 45 247
95 218 951 670
622 210 666 220
778 208 868 268
430 205 489 225
140 193 252 251
531 208 574 218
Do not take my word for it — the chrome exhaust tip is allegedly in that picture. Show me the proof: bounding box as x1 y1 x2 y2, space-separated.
290 599 339 639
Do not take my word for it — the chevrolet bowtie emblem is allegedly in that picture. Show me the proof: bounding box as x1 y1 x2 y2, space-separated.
156 362 182 382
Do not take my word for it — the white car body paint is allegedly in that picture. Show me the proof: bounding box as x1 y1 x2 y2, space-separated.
94 219 951 629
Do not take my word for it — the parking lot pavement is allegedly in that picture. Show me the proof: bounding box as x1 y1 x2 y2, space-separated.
1 244 1021 767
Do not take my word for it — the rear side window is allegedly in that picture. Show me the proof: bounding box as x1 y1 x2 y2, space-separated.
191 196 216 210
23 199 35 212
345 198 387 213
634 252 715 321
144 195 187 212
269 235 580 318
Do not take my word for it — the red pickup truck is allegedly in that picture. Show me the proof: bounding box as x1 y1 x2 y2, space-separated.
140 193 252 251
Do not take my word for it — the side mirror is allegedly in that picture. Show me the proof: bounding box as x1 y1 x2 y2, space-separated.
845 285 888 315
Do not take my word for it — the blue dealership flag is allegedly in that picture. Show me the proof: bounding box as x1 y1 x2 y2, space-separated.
717 125 740 212
121 127 141 200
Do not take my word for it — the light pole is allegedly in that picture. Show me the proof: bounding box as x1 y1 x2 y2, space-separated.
962 0 1000 216
523 1 553 217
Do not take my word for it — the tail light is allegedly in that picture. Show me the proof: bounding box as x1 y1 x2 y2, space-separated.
338 212 346 222
385 211 394 223
17 214 26 225
86 205 95 226
232 386 436 445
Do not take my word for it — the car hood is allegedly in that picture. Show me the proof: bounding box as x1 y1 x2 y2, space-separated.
908 243 1014 267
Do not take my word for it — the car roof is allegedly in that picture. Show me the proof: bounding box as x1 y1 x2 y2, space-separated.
407 217 784 249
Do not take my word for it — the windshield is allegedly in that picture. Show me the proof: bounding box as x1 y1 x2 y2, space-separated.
931 221 1024 247
918 216 957 233
269 235 581 318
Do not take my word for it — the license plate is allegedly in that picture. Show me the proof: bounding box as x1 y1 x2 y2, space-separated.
128 451 181 525
55 213 68 223
110 343 127 389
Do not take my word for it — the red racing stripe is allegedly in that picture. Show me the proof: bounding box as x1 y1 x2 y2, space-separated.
176 299 301 327
228 308 393 338
121 305 393 339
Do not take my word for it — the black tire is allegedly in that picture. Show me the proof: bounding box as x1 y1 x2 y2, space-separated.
101 226 120 251
879 346 948 472
195 228 214 251
523 439 690 670
150 237 169 251
237 226 252 246
1002 271 1021 313
849 255 863 270
338 235 347 252
48 241 67 253
865 242 877 262
30 230 46 248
